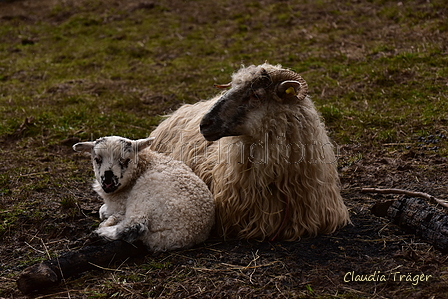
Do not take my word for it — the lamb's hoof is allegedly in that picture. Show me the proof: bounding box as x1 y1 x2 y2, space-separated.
119 223 148 243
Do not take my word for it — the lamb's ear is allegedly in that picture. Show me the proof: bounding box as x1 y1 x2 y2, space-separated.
276 80 302 102
135 137 155 152
73 142 95 153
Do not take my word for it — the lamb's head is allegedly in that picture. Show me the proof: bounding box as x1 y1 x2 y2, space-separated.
73 136 154 193
200 63 308 141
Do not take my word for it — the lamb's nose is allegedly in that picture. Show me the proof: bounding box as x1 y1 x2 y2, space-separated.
104 170 114 184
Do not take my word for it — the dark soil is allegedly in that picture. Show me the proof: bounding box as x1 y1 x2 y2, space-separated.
2 132 447 299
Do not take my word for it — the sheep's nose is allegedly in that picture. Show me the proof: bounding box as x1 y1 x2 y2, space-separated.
200 118 213 131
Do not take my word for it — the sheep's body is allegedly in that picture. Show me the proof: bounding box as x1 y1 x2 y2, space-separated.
151 63 350 241
74 136 215 252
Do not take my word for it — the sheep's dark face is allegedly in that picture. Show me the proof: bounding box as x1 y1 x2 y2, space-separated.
200 72 270 141
200 65 307 141
73 136 154 194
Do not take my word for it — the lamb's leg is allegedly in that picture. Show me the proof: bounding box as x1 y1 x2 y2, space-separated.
95 219 148 243
99 203 125 222
98 213 124 228
99 204 108 221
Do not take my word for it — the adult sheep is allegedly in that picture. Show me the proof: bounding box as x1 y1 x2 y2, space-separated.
150 63 350 241
73 136 215 252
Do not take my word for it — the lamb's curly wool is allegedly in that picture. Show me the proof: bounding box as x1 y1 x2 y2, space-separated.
74 136 215 252
150 63 350 241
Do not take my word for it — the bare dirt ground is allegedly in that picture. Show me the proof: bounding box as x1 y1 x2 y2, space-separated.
3 141 448 298
1 0 448 298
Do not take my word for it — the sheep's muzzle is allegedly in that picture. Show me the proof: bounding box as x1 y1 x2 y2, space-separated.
200 118 222 141
101 170 120 193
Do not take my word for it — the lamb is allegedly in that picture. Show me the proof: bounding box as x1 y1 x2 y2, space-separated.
73 136 215 252
150 63 350 241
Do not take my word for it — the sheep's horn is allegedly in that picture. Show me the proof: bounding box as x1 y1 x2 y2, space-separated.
214 83 232 89
268 69 308 101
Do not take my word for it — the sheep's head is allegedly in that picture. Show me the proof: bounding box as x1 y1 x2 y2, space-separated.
73 136 154 193
200 64 308 141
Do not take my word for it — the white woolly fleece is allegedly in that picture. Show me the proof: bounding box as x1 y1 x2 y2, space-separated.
77 136 215 252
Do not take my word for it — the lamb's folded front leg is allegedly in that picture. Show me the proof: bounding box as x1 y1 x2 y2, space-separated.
99 204 109 221
98 213 124 228
98 201 126 228
99 203 125 221
96 217 148 243
95 213 125 240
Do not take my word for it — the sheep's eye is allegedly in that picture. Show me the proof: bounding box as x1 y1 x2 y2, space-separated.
120 158 131 168
249 92 262 107
94 157 102 164
252 93 261 100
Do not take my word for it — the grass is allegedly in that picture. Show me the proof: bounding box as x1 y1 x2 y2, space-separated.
1 0 447 297
1 0 447 145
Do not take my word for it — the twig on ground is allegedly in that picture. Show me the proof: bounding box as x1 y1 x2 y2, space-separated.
193 261 281 272
24 242 46 255
87 261 127 272
247 250 260 284
361 187 448 209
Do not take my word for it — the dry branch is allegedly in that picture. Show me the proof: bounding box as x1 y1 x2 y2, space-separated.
17 240 148 294
362 187 448 209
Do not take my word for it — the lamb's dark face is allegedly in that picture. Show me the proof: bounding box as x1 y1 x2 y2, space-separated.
200 65 307 141
91 137 136 193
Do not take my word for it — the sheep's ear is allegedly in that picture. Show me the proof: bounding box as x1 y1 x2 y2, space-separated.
135 137 155 152
73 142 95 153
276 80 302 102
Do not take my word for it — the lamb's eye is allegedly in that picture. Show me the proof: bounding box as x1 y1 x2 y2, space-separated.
120 158 131 168
94 157 102 164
